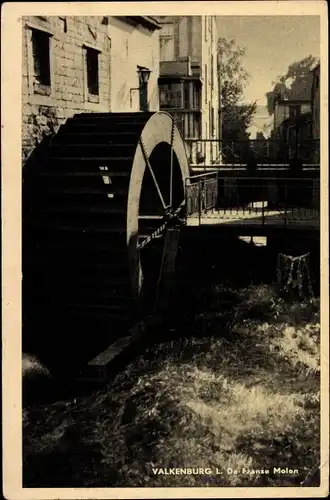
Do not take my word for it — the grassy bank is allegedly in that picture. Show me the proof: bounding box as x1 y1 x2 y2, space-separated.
23 283 320 487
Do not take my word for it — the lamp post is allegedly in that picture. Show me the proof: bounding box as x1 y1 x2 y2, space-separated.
137 65 151 112
129 66 152 111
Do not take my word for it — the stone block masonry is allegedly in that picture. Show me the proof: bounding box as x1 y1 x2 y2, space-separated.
22 16 112 163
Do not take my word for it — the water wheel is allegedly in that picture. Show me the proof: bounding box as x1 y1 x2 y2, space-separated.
23 111 190 370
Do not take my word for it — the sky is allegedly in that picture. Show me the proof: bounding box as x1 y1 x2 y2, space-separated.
216 16 320 136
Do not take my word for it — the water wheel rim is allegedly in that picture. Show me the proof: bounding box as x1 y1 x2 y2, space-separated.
126 112 190 300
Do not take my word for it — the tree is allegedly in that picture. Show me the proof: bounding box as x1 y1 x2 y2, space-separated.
253 131 268 165
256 131 266 141
260 121 273 139
266 55 319 116
222 102 257 142
277 252 314 301
217 37 249 108
217 37 257 146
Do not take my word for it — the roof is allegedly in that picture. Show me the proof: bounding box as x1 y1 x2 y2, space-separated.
125 16 162 30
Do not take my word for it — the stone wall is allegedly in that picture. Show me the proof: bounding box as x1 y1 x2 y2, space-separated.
22 15 112 163
22 15 160 163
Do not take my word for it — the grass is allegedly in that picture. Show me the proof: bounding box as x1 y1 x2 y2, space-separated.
23 280 320 488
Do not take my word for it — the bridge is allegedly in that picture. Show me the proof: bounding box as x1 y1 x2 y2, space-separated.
184 171 320 235
182 136 319 235
184 138 320 170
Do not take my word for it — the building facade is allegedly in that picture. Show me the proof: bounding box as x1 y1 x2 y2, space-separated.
311 63 320 163
272 64 320 164
311 63 320 141
273 99 312 133
107 16 160 112
22 15 161 163
272 99 314 162
156 16 220 165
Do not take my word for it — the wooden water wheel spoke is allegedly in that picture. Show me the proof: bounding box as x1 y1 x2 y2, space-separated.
139 138 167 210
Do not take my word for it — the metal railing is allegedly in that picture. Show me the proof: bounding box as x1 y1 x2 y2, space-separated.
185 174 320 226
184 138 320 169
185 171 218 224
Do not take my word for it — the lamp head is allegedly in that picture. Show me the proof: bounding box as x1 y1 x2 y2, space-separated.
137 65 151 85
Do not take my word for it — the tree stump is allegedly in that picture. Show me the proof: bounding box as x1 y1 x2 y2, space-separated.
277 252 314 300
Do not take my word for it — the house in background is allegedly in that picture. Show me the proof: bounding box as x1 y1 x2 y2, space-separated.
22 15 161 163
271 63 320 164
273 98 312 135
272 95 313 163
277 110 313 161
311 63 320 162
156 16 220 165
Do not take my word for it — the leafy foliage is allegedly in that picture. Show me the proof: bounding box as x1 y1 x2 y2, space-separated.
222 102 257 142
256 131 266 141
217 37 249 108
266 55 319 116
217 37 257 143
